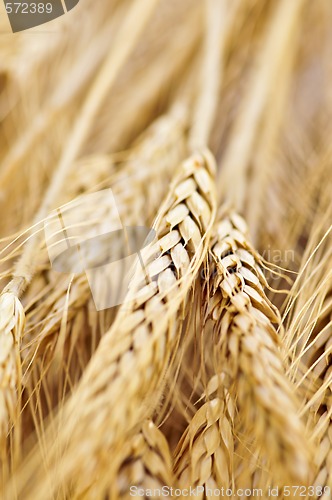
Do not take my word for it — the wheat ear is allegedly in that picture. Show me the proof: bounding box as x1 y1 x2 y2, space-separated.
71 420 174 499
206 211 312 484
275 200 332 493
12 149 216 499
116 421 174 499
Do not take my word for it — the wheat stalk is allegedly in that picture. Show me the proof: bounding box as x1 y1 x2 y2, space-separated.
217 0 305 212
204 210 312 485
2 0 331 496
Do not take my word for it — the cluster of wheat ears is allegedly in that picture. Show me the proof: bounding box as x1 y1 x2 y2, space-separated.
0 0 331 498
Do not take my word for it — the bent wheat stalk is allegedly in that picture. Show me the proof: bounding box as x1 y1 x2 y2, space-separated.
205 211 312 485
11 149 216 499
18 106 188 440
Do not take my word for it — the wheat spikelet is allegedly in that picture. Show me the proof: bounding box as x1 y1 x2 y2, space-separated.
116 421 174 499
175 375 234 494
71 420 174 499
0 292 25 440
205 210 312 485
306 311 332 492
11 149 216 499
312 412 332 495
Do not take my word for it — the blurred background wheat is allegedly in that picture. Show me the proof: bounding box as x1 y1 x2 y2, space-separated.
0 0 332 498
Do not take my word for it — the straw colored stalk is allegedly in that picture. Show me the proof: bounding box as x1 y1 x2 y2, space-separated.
175 375 234 494
90 1 202 154
0 0 199 204
4 0 159 292
205 211 312 484
217 0 305 214
0 13 118 191
12 150 216 499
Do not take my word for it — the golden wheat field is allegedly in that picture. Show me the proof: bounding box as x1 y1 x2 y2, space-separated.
0 0 331 498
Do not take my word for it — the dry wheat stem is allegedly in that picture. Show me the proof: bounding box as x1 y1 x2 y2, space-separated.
0 0 165 441
205 211 312 484
5 114 184 452
245 3 304 242
1 0 331 496
92 2 203 154
189 0 226 151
